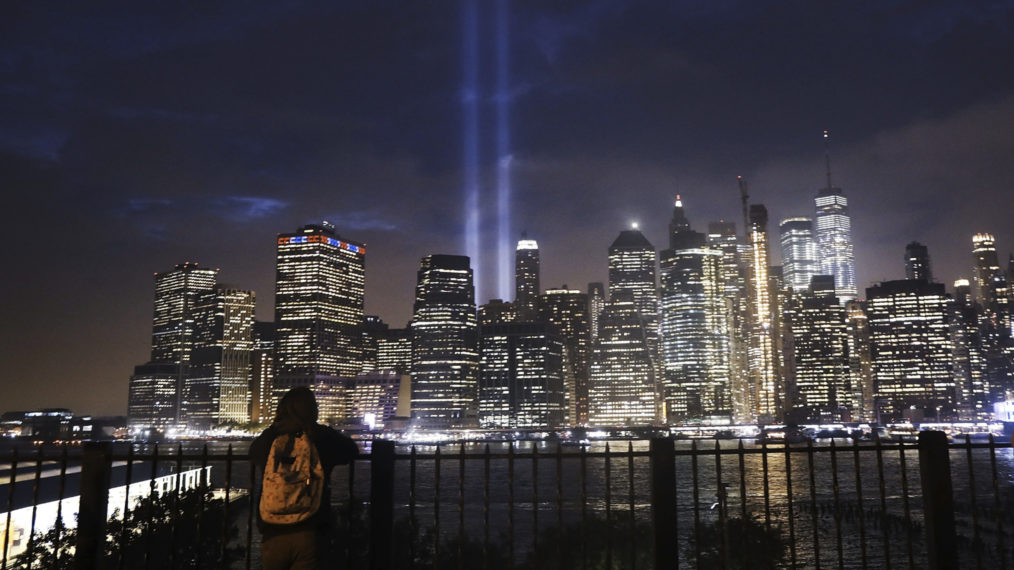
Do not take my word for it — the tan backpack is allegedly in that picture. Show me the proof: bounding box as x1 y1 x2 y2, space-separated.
259 431 324 524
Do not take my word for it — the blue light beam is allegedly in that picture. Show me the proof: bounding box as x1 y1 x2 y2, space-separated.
496 0 512 301
462 0 481 298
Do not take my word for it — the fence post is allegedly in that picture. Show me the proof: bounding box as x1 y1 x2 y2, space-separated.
370 439 396 570
650 437 677 570
918 430 957 569
75 441 112 570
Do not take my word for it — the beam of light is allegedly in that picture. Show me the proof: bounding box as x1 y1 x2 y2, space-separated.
462 0 481 298
496 0 512 301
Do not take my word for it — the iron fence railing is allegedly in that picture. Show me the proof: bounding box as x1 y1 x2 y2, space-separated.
1 432 1011 569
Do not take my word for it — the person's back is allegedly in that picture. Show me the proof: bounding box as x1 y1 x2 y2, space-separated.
251 387 359 570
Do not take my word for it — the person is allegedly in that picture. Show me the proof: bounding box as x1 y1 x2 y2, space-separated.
251 387 359 570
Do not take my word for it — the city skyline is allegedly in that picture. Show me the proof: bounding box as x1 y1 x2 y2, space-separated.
4 2 1014 416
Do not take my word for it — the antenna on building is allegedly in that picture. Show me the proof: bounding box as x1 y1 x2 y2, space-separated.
824 130 833 190
738 175 749 235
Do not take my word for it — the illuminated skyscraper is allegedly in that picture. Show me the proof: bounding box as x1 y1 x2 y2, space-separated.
814 132 857 303
588 298 660 426
608 228 660 377
789 276 849 421
950 279 988 418
779 218 819 292
904 241 933 282
970 233 1013 405
867 280 956 421
845 300 875 421
746 205 782 420
183 288 255 429
515 237 541 321
411 254 479 428
478 299 518 326
539 287 592 425
376 327 412 375
250 321 275 424
659 196 730 422
707 221 751 422
150 262 219 365
273 222 365 421
478 323 567 429
129 262 218 430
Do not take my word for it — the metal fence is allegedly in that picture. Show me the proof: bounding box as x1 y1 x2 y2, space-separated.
1 432 1011 569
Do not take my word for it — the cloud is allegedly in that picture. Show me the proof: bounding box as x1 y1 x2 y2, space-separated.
319 210 397 232
120 195 289 224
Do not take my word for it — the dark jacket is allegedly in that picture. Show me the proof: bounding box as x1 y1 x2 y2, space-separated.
250 399 359 534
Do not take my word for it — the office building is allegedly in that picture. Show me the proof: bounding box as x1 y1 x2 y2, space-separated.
539 287 592 425
127 362 181 431
779 218 819 292
478 299 518 326
845 301 875 421
515 237 541 321
707 221 752 422
478 323 567 429
273 222 366 420
376 327 412 375
250 321 275 424
814 135 857 303
867 280 956 421
789 276 850 421
346 371 408 429
410 254 479 429
183 288 255 429
588 298 660 426
607 228 660 378
659 196 730 422
588 282 606 340
746 205 782 420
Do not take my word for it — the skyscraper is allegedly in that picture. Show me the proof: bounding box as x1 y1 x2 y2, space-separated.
273 222 365 421
183 287 255 430
588 298 659 426
659 196 730 422
779 218 819 292
539 287 592 425
250 321 276 424
707 221 752 422
867 280 956 421
970 233 1013 407
129 262 218 430
410 254 479 429
814 132 857 303
904 241 933 282
789 276 849 421
845 300 875 421
478 322 567 429
746 205 782 420
515 237 541 321
608 228 660 378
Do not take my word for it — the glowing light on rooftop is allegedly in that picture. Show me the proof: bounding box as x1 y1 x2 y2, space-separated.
516 239 538 250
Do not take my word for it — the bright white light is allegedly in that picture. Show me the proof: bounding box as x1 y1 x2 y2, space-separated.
631 222 639 230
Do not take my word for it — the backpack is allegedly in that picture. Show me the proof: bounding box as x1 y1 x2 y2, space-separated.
259 431 325 525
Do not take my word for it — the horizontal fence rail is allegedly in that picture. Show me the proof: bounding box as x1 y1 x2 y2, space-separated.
0 433 1011 569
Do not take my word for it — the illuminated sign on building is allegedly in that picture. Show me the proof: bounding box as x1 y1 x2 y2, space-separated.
277 235 365 254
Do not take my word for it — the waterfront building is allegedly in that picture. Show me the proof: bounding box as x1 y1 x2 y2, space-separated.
249 321 275 424
515 237 541 321
904 241 933 282
746 205 782 421
539 287 592 425
659 196 730 422
845 301 875 421
789 276 850 421
608 228 660 379
971 233 1014 406
183 288 255 429
346 371 408 429
128 262 218 430
950 279 989 418
867 279 956 421
588 298 660 426
779 218 819 293
273 223 365 418
410 254 479 429
127 362 181 431
707 221 752 422
360 315 388 375
478 323 567 429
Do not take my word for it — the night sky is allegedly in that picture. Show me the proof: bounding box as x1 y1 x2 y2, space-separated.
3 1 1014 417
